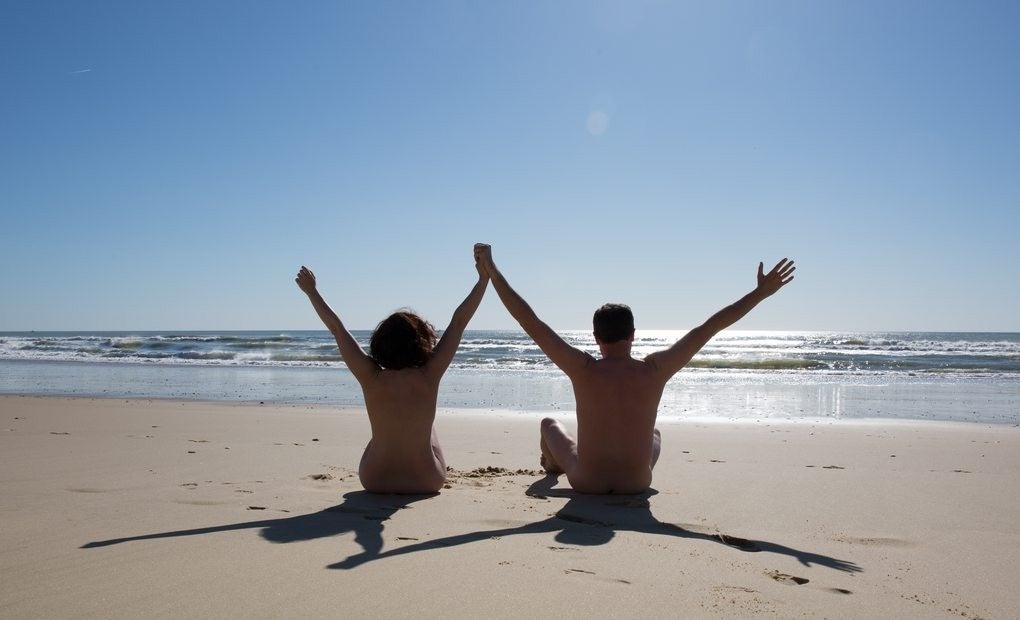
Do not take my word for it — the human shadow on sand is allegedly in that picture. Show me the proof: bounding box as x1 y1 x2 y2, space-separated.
82 476 860 575
328 475 861 573
80 490 434 562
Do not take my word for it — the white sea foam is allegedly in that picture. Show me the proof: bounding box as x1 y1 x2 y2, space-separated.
1 331 1018 377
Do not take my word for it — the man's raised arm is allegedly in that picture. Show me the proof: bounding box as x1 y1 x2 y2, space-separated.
476 244 591 376
647 258 796 377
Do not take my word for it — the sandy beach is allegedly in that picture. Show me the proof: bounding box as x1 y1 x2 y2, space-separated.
1 395 1017 618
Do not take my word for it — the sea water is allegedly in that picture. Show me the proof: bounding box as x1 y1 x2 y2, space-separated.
1 331 1017 424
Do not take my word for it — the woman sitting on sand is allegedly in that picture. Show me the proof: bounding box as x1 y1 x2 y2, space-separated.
295 247 488 493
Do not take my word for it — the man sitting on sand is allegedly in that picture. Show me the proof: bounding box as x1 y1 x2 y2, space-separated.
475 244 795 494
295 246 489 494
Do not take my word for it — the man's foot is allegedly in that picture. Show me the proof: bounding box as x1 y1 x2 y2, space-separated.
539 435 564 474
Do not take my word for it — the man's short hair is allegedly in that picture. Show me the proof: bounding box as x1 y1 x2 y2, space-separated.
593 303 634 343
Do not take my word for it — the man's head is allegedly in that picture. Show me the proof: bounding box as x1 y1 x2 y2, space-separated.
592 303 635 344
370 310 437 370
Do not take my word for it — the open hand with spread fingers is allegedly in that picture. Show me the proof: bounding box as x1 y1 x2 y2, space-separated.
756 259 796 298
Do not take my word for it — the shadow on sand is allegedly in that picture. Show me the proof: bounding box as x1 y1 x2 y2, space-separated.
82 475 860 574
81 490 435 563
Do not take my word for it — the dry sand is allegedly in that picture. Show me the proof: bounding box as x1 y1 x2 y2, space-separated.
1 395 1017 618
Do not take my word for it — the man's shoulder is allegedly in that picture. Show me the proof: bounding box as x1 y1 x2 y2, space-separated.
588 355 652 367
582 356 658 377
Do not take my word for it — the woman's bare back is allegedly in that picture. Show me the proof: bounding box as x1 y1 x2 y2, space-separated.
358 369 447 493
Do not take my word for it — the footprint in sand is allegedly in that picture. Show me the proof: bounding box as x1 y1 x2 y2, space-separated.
563 568 631 585
716 534 759 551
834 535 913 547
174 499 232 506
766 570 809 585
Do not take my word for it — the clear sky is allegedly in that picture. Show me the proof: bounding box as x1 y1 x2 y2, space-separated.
2 1 1018 332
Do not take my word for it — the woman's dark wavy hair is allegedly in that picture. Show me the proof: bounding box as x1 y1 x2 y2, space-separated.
593 303 635 343
370 310 438 370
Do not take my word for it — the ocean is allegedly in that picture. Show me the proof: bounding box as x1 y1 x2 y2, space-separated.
1 330 1017 424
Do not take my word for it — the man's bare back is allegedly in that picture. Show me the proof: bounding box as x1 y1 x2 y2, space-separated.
542 355 667 493
476 243 795 494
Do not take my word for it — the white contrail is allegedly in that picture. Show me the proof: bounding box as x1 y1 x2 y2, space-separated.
69 68 92 74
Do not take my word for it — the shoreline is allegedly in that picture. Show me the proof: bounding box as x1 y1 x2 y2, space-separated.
2 358 1018 425
7 392 1020 428
1 395 1018 617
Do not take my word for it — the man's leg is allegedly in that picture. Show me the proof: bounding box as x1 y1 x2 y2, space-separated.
539 417 578 475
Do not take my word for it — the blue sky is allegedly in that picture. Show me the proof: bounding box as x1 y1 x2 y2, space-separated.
2 1 1018 332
